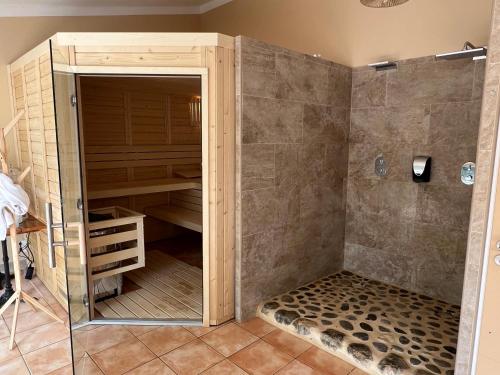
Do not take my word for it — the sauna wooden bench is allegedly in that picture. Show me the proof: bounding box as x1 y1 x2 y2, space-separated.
144 205 202 233
87 178 202 200
88 178 203 233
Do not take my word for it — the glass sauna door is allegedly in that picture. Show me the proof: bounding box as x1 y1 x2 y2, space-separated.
50 40 91 373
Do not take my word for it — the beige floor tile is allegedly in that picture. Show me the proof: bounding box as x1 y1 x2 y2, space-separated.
161 339 224 375
15 321 69 354
92 337 156 375
262 329 312 358
24 338 72 375
138 326 195 356
2 300 41 319
51 355 103 375
48 303 69 324
4 307 55 334
0 337 21 365
74 324 102 332
201 323 258 357
0 356 30 375
126 358 176 375
238 318 276 337
350 369 369 375
74 355 104 375
202 359 248 374
297 347 354 375
229 340 293 375
184 325 217 337
47 364 73 375
20 282 45 301
31 279 59 306
74 325 134 355
276 360 320 374
125 325 162 337
0 320 9 340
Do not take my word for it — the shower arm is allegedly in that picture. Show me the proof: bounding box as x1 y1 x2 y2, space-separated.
464 41 478 51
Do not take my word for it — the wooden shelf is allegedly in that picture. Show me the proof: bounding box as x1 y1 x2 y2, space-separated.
10 215 46 235
145 205 202 233
87 178 201 200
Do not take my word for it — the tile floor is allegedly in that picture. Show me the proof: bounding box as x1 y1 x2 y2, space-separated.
0 277 367 374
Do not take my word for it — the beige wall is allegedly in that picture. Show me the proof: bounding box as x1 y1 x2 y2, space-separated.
202 0 494 67
1 1 494 126
0 15 199 131
0 65 12 128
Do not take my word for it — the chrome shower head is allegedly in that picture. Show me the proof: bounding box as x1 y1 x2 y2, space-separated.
435 42 488 61
361 0 409 8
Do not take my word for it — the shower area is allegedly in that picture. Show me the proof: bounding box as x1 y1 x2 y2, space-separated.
235 36 485 375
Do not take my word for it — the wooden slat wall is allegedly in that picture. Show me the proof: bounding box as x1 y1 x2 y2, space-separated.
81 77 203 241
10 49 68 309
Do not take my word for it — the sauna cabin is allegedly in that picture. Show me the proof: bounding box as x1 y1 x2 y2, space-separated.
7 33 235 327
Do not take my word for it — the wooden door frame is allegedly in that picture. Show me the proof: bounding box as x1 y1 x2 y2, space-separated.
59 65 211 326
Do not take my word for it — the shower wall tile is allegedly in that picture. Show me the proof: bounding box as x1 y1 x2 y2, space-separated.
473 62 486 100
236 36 351 320
346 56 485 305
350 105 431 146
276 53 331 104
303 104 349 144
351 69 387 108
328 66 354 108
241 144 275 191
343 243 415 290
416 185 473 230
241 188 277 236
345 211 413 252
242 96 303 144
386 59 475 106
428 101 481 148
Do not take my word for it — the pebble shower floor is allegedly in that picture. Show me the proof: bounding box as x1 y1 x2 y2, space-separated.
257 271 459 375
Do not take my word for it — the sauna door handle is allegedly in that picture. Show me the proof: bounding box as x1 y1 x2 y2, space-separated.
45 202 87 268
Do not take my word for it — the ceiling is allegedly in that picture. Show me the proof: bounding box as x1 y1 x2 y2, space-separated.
0 0 233 17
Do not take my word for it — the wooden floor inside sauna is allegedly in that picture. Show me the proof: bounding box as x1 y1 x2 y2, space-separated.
94 236 203 321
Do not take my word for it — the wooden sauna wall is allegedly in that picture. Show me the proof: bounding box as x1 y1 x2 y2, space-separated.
70 41 235 324
80 77 202 242
12 34 236 324
8 43 68 308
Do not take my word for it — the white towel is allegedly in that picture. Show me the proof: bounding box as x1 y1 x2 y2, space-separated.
0 173 30 240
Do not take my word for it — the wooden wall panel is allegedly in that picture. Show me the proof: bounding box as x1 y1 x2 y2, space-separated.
11 33 236 325
75 52 202 67
10 49 68 309
75 44 234 324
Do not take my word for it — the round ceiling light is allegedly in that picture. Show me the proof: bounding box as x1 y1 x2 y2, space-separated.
360 0 410 8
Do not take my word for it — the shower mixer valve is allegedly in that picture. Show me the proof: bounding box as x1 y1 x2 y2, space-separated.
461 162 475 185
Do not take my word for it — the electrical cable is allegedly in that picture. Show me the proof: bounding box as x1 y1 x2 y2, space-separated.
19 232 35 267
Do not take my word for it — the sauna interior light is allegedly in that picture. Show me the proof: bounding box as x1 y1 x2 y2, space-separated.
189 96 201 127
360 0 409 8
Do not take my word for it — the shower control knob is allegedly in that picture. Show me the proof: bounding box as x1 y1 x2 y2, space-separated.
495 255 500 266
461 162 475 185
496 241 500 250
